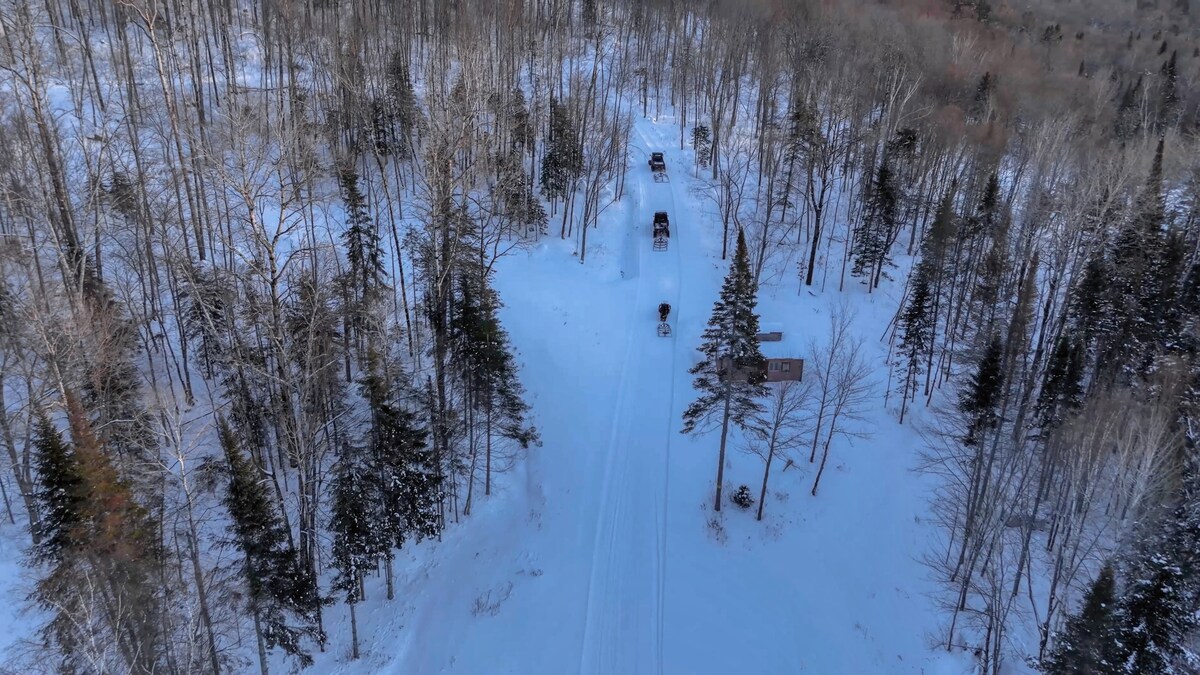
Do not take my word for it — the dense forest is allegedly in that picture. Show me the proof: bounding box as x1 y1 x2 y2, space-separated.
1 0 1200 672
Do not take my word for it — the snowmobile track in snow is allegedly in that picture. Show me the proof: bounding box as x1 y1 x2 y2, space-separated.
577 127 680 675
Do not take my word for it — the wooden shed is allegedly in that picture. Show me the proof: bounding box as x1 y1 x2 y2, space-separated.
714 328 804 383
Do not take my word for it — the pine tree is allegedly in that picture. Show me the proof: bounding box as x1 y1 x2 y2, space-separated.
540 97 581 204
851 159 901 288
30 413 84 564
896 264 934 424
328 440 384 660
959 333 1004 446
1158 51 1179 130
30 395 166 674
1042 564 1120 675
1113 484 1200 673
1035 335 1084 432
386 52 421 157
683 230 768 511
451 275 538 501
219 418 323 668
691 125 712 167
360 367 442 549
1115 76 1144 140
1108 140 1166 377
340 166 386 303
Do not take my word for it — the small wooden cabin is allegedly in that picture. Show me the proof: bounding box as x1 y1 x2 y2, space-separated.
714 327 804 383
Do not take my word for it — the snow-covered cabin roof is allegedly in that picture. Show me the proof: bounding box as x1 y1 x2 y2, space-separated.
757 328 800 360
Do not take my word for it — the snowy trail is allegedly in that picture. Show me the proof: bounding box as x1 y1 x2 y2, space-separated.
577 128 680 675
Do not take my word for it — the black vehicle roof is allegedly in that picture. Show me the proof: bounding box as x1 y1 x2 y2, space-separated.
654 211 668 218
651 151 663 157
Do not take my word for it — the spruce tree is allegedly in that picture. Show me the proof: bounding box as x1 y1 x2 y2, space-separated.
360 367 442 549
959 333 1004 446
540 97 581 204
30 395 165 674
328 441 385 660
30 413 84 563
1035 335 1085 432
1042 564 1120 675
683 230 768 511
219 418 323 668
851 159 901 288
1113 486 1200 674
340 166 386 304
896 264 934 424
691 125 712 167
1158 51 1179 131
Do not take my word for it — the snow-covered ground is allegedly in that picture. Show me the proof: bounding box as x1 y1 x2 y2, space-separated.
300 118 975 674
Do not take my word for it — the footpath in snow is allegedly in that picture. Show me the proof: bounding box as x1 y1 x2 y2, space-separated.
306 118 968 675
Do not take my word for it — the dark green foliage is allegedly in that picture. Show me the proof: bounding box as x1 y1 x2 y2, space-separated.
959 333 1004 446
30 414 84 564
731 485 754 509
1159 51 1179 130
496 151 547 235
1042 564 1119 674
1070 253 1112 347
972 72 993 120
30 397 165 674
539 97 582 203
895 263 934 421
1112 483 1200 673
1035 336 1084 431
1105 140 1170 376
386 52 421 156
329 443 385 604
339 166 387 301
683 230 768 434
360 369 443 547
219 419 323 666
1115 76 1144 140
852 159 901 287
692 125 712 167
451 277 538 450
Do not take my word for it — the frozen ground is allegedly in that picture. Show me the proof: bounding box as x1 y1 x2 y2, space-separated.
303 118 975 674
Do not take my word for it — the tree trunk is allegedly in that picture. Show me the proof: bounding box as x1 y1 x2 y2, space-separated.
714 379 733 512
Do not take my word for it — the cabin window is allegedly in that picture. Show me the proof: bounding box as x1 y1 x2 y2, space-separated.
782 362 790 373
769 361 779 371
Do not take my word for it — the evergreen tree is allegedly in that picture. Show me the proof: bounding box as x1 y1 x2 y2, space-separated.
1071 253 1113 350
1115 76 1144 140
450 275 538 500
497 151 548 236
340 166 386 303
386 52 421 157
219 418 323 668
896 264 934 424
1113 483 1200 673
959 333 1004 446
328 440 385 660
683 230 768 511
1158 51 1179 131
1108 140 1166 376
691 125 712 167
30 395 165 674
1042 564 1120 675
851 159 901 288
360 367 443 548
540 97 581 204
1035 335 1085 432
30 413 84 564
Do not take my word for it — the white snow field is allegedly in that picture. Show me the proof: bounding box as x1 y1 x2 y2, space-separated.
299 118 975 675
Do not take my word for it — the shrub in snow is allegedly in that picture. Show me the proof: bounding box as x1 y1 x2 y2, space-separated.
731 485 754 509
